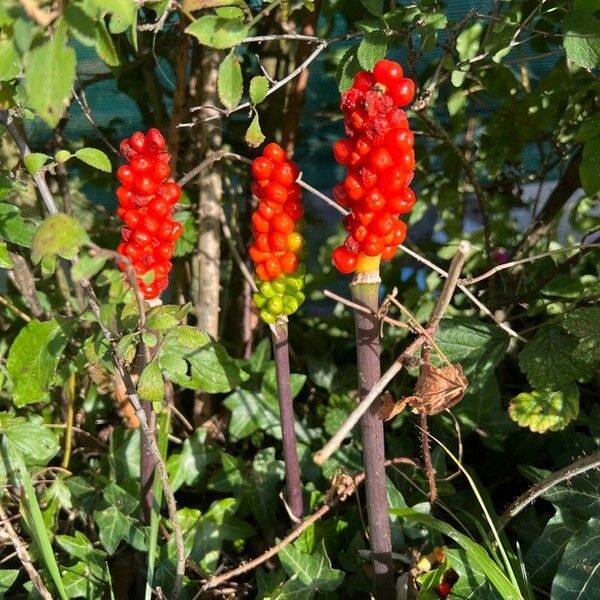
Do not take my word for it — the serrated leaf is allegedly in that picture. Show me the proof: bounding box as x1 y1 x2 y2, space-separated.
551 518 600 599
361 0 383 17
456 22 483 61
74 147 112 172
0 40 20 82
185 15 249 49
218 52 243 110
336 45 361 92
356 31 388 71
31 214 89 263
24 152 50 176
95 20 120 66
55 149 72 163
6 319 73 406
518 325 590 389
249 75 269 104
24 19 75 127
138 360 164 405
508 384 579 433
562 307 600 365
245 112 265 147
0 241 13 269
562 9 600 69
146 304 191 332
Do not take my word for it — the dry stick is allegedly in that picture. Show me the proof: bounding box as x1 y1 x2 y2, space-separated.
419 350 437 504
350 269 394 600
0 111 186 599
202 457 418 591
314 241 471 467
271 321 304 521
498 449 600 531
0 505 52 600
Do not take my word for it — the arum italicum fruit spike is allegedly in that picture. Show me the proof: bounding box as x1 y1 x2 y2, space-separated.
116 128 183 299
332 58 417 599
250 142 306 520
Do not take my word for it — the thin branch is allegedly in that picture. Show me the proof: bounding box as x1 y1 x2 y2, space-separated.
498 450 600 530
0 294 31 322
0 505 52 600
314 241 470 466
202 457 418 591
219 208 258 293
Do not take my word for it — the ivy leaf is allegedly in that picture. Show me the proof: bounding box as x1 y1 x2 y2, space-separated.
55 531 107 562
562 307 600 365
508 384 579 433
24 19 76 127
218 52 243 111
249 75 269 104
185 16 249 49
562 9 600 69
31 214 89 263
0 570 19 597
94 506 145 554
518 325 590 389
24 152 51 176
3 419 60 465
137 360 164 406
551 518 600 598
245 112 265 148
357 31 388 71
445 548 501 599
6 319 73 406
74 148 112 172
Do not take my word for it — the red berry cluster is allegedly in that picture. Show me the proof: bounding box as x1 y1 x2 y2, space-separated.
250 143 304 282
331 59 417 274
115 129 182 299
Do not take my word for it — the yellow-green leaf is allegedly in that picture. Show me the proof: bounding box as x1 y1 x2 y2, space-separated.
31 214 89 264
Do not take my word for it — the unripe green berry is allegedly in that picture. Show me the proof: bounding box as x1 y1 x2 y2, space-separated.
295 291 306 305
260 282 275 298
283 295 299 315
259 308 277 324
253 292 267 308
272 277 287 294
267 295 284 315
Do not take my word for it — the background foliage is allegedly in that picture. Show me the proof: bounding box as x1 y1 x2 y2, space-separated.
0 0 598 598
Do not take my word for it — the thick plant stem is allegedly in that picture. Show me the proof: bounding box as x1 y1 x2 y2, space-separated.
140 401 156 524
271 322 304 521
350 273 395 600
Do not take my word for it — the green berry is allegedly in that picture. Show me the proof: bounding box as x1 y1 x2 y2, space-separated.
260 282 275 298
283 295 299 315
259 308 277 324
285 277 302 294
272 277 287 294
267 295 284 315
253 292 267 308
295 291 306 305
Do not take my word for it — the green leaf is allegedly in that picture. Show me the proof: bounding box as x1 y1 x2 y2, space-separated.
54 149 72 163
278 539 345 593
508 383 579 433
55 531 107 562
580 137 600 196
146 304 191 332
31 214 89 263
3 419 60 466
6 319 73 406
445 548 501 599
360 0 383 17
356 31 388 71
94 506 145 554
24 19 76 127
551 517 600 599
562 307 600 365
457 22 483 61
185 16 249 49
434 317 509 394
0 202 37 247
0 242 13 269
24 152 51 176
167 429 215 492
336 45 360 92
0 570 19 598
249 75 269 104
71 254 107 281
95 20 120 66
74 148 112 172
390 509 521 600
525 508 585 587
518 325 590 389
138 360 164 406
218 52 243 110
103 482 139 516
245 112 265 148
0 40 20 81
563 10 600 69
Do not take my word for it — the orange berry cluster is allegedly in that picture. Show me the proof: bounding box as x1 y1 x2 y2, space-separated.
331 59 417 274
115 129 182 299
250 143 306 324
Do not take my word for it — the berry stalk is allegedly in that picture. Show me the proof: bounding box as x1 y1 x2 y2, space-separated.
271 321 304 520
351 274 395 599
250 143 307 521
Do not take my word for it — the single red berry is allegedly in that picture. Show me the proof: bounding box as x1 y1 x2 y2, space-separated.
142 216 160 235
272 162 296 187
122 209 142 229
154 243 175 262
148 197 170 218
371 212 394 236
145 128 166 153
249 244 270 264
353 70 375 92
280 252 298 274
158 182 181 204
252 157 274 181
265 182 288 204
283 200 303 221
364 190 386 212
333 139 353 165
373 59 403 87
252 212 270 234
332 245 358 274
131 229 152 246
268 231 288 252
263 143 286 164
362 233 384 257
265 256 282 279
389 78 415 107
135 175 159 196
151 161 170 182
258 201 277 221
272 213 294 234
129 132 146 153
130 155 152 174
117 165 135 187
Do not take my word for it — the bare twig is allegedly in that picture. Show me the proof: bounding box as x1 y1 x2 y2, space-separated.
202 457 418 591
314 241 470 466
0 294 31 322
219 208 258 293
0 504 52 600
